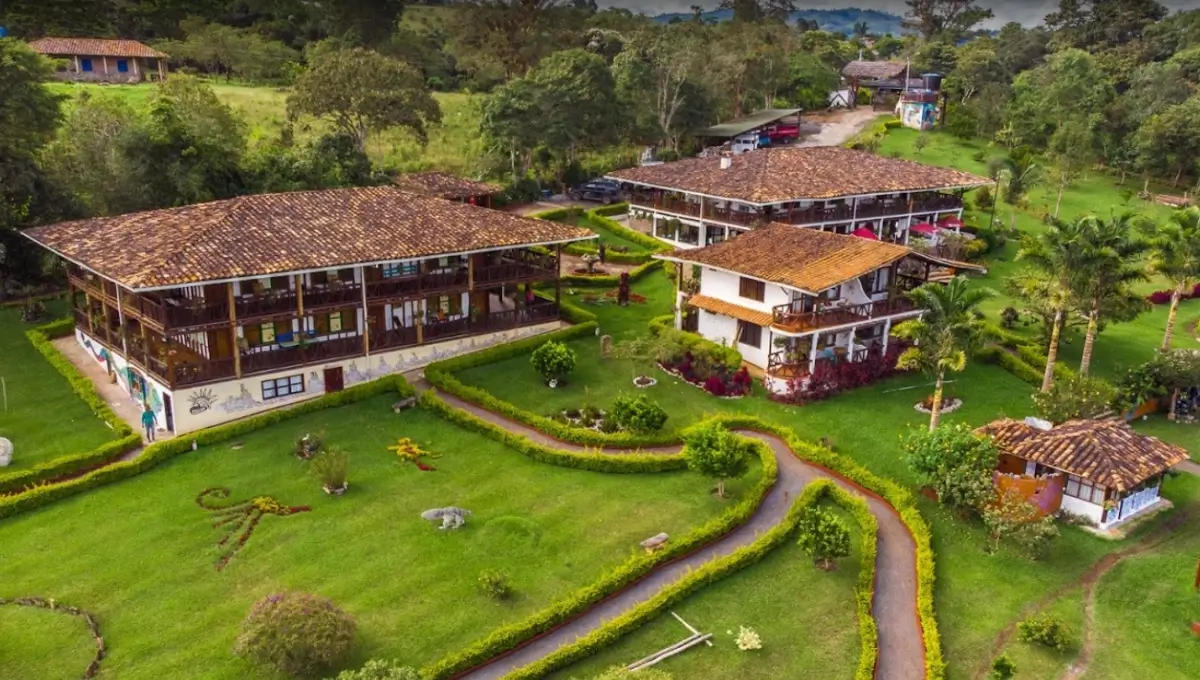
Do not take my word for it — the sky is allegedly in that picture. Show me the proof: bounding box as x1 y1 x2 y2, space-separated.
599 1 1194 29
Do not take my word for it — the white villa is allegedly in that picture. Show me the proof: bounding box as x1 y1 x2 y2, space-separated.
655 224 983 394
981 418 1189 529
607 145 989 250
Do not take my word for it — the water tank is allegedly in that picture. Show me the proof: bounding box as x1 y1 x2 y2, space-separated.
922 73 944 92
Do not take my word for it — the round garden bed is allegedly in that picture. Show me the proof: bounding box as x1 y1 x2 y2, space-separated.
914 398 963 414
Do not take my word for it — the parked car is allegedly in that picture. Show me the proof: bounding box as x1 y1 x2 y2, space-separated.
765 123 800 144
568 179 623 204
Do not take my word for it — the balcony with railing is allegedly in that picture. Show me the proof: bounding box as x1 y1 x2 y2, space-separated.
475 251 558 286
630 191 964 229
302 282 363 310
366 270 468 301
767 347 870 379
771 295 917 333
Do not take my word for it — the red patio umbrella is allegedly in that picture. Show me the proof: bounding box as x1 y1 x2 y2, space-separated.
938 215 963 229
851 227 879 240
910 222 938 236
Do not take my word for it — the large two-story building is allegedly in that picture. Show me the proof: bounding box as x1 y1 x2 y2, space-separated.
24 187 593 435
655 224 983 394
607 145 990 250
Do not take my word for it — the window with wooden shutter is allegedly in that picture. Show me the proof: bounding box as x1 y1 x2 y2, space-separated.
244 324 261 346
737 321 762 348
329 311 344 332
260 322 276 344
739 277 765 302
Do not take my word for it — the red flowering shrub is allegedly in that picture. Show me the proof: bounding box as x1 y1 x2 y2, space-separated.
1147 290 1174 305
704 375 727 396
776 345 905 404
660 350 751 397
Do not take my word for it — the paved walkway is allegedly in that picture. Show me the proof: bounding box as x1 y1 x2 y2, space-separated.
52 337 169 444
408 376 923 680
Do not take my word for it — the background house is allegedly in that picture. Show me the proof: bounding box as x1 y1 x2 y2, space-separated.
28 37 167 83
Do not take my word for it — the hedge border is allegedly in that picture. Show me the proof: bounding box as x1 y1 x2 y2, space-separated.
500 478 879 680
417 407 779 680
977 323 1075 389
532 204 673 281
0 375 415 519
0 319 141 494
0 290 67 309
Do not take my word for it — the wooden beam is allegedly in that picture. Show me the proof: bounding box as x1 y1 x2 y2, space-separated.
228 283 241 379
85 293 95 334
360 267 370 358
468 256 475 291
140 321 150 369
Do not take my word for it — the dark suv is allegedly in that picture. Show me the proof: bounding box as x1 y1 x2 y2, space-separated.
568 178 623 204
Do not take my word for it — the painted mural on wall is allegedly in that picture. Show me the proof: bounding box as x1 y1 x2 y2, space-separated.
171 322 559 435
901 102 936 131
75 329 167 428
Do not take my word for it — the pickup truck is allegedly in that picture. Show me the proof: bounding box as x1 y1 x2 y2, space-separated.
763 123 800 145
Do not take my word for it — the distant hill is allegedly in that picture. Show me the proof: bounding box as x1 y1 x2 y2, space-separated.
651 7 906 36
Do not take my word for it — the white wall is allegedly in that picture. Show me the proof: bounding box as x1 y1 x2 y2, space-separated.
75 329 173 433
698 268 790 314
170 321 559 435
1059 494 1104 525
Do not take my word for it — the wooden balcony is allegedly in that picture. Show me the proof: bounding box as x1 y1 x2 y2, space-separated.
240 335 365 377
630 192 964 229
365 270 468 301
172 357 237 388
301 282 363 311
771 295 917 333
768 347 870 379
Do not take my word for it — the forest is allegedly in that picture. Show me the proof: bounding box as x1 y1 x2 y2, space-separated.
2 0 1200 299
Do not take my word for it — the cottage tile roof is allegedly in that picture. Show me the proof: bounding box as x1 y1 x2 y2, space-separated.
606 146 989 204
391 171 500 200
842 60 908 80
28 38 167 59
24 187 594 290
976 419 1189 492
686 294 773 326
657 224 912 293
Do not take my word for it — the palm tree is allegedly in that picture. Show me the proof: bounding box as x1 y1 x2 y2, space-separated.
987 149 1042 231
892 277 996 431
1144 207 1200 350
1016 217 1093 392
1074 212 1149 375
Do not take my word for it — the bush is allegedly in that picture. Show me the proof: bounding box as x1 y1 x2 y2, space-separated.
682 421 750 498
974 185 994 211
999 306 1019 329
1017 613 1072 652
1031 374 1116 423
335 660 421 680
796 506 852 569
309 449 349 491
234 592 356 677
989 654 1016 680
611 394 668 433
984 488 1060 559
478 570 512 600
903 424 999 514
530 340 578 385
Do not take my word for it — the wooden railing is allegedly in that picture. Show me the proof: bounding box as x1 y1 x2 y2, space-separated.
161 298 228 328
366 270 467 301
302 283 363 310
172 357 237 388
236 289 300 319
371 326 419 352
771 296 917 332
630 192 964 228
767 347 870 378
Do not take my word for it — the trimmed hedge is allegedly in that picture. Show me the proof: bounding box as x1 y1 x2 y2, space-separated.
0 320 141 494
501 478 880 680
419 415 779 680
558 259 664 288
533 204 672 266
0 375 415 519
977 323 1075 389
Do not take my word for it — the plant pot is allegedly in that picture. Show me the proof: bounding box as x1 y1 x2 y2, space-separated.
322 483 348 496
633 376 657 388
547 378 559 389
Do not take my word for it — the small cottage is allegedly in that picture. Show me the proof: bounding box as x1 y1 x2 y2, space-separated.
978 418 1188 529
28 38 167 83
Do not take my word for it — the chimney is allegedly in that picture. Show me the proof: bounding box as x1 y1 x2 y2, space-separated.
720 156 732 170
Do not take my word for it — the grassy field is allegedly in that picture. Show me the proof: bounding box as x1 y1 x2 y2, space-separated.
560 214 655 254
0 299 117 475
548 504 863 680
45 81 490 177
0 397 757 679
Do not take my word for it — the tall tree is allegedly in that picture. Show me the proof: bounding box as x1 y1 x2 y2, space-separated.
1016 218 1094 391
288 47 441 152
1074 213 1149 375
1134 95 1200 187
318 0 406 48
902 0 994 41
1046 123 1094 218
446 0 576 83
42 94 150 216
1046 0 1169 51
1006 49 1114 150
1144 207 1200 350
892 277 996 430
717 0 797 24
612 23 709 151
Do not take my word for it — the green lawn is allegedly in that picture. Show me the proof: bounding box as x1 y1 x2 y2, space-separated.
557 214 653 254
0 602 100 679
0 395 757 679
45 82 489 177
0 300 116 475
1132 414 1200 462
548 504 863 680
991 586 1084 680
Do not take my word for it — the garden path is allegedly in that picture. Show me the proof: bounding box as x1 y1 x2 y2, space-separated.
406 375 924 680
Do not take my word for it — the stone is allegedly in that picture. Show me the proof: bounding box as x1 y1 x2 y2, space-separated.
600 334 613 358
0 437 11 467
640 532 669 553
421 507 472 530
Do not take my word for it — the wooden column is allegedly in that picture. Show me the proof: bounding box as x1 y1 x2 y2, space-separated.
140 322 150 369
360 267 370 357
295 275 305 362
115 287 129 356
415 312 424 345
165 335 175 385
101 300 113 347
808 333 819 375
468 256 475 291
228 283 241 378
85 293 95 333
102 56 109 74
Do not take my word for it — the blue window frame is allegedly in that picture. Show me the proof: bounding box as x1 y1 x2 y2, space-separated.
80 58 93 72
117 59 129 73
382 261 418 278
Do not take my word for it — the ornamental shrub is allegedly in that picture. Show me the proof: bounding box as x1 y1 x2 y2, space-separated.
796 506 851 569
988 654 1016 680
335 659 420 680
530 340 577 385
1031 374 1116 424
234 592 356 678
478 570 512 600
903 423 999 515
983 488 1060 559
611 394 668 432
1017 613 1072 651
682 421 749 498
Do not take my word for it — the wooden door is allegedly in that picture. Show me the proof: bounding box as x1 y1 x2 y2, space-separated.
324 367 345 393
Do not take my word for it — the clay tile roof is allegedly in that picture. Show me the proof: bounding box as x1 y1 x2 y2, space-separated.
24 187 594 290
976 419 1189 492
606 146 989 204
656 223 912 293
391 171 500 201
27 38 167 59
686 294 773 326
842 60 908 79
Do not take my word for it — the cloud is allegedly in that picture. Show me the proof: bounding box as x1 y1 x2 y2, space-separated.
598 1 1192 29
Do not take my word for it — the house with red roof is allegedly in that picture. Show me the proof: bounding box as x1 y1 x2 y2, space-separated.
28 38 168 83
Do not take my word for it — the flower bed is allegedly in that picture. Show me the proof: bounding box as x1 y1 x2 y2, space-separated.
1146 282 1200 305
557 406 619 433
914 396 963 414
658 351 754 398
771 345 904 404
